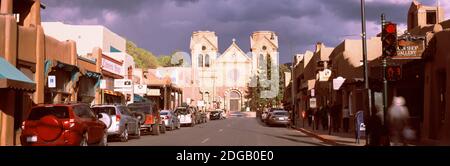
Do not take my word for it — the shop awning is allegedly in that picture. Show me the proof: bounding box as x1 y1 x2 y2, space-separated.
134 94 148 103
0 57 35 92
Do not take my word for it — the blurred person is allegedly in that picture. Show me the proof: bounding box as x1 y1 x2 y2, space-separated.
388 96 414 146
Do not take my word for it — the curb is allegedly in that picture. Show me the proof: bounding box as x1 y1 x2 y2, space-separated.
293 127 338 146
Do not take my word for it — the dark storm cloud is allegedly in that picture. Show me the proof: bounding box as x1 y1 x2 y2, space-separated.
317 0 409 24
40 0 440 64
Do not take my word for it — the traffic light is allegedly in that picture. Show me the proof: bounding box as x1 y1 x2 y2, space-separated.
382 22 398 57
386 65 402 81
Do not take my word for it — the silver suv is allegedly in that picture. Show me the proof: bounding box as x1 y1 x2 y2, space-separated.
91 104 141 142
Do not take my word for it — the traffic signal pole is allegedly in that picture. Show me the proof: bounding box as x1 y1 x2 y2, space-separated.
381 14 388 126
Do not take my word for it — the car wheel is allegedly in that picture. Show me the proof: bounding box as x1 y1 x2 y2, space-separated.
80 132 88 146
161 123 166 134
152 124 160 135
98 131 108 146
120 126 129 142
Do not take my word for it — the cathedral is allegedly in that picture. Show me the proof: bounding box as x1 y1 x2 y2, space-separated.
154 31 279 112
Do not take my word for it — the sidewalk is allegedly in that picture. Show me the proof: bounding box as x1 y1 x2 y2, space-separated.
293 122 367 146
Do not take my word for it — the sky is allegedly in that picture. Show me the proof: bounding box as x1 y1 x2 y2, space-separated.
40 0 450 64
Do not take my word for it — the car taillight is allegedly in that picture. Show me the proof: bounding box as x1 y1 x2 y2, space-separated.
116 114 121 122
63 119 75 130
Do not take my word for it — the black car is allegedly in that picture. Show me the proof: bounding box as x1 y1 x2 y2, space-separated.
210 109 224 120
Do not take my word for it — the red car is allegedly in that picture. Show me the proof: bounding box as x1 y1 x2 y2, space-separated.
20 103 107 146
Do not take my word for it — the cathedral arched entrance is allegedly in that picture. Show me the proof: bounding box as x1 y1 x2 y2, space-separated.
227 89 242 112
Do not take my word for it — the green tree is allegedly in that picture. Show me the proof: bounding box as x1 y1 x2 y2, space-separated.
126 41 160 69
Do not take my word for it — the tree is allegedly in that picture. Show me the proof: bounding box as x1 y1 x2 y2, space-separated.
126 41 160 69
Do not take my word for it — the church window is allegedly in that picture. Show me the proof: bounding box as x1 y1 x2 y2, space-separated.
205 54 210 67
202 46 207 51
262 46 267 51
198 54 204 67
258 54 265 69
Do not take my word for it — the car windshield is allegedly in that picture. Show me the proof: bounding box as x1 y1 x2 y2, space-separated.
160 112 169 115
28 106 70 120
92 107 116 115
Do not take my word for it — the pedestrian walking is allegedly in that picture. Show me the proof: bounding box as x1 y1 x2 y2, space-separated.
342 106 350 133
387 96 414 146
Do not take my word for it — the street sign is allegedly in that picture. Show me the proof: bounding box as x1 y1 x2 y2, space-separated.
99 80 107 89
309 98 317 109
134 84 147 94
333 77 346 90
386 65 402 81
48 75 56 88
198 101 205 107
318 69 332 82
114 79 133 88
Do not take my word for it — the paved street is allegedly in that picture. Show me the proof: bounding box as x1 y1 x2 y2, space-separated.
109 112 328 146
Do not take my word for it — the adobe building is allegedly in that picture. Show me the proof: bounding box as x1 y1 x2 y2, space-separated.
289 51 314 127
0 0 104 146
42 22 137 104
405 0 450 145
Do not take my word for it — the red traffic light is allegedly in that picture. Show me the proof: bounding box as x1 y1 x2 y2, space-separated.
385 23 397 34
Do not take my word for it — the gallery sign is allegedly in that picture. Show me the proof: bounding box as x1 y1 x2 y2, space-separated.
394 35 425 59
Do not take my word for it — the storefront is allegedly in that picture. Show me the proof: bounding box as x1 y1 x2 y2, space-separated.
44 60 79 104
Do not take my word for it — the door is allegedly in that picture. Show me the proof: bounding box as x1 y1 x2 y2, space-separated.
230 100 239 112
229 91 241 112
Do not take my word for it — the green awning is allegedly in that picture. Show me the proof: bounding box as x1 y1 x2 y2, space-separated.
0 56 35 92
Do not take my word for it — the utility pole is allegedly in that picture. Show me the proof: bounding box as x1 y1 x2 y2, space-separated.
361 0 371 146
361 0 369 90
291 56 296 128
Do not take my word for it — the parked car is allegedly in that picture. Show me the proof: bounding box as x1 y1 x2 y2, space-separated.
127 102 166 135
91 104 140 142
262 108 284 122
20 103 107 146
265 110 290 126
160 110 181 130
210 109 225 120
175 106 196 127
